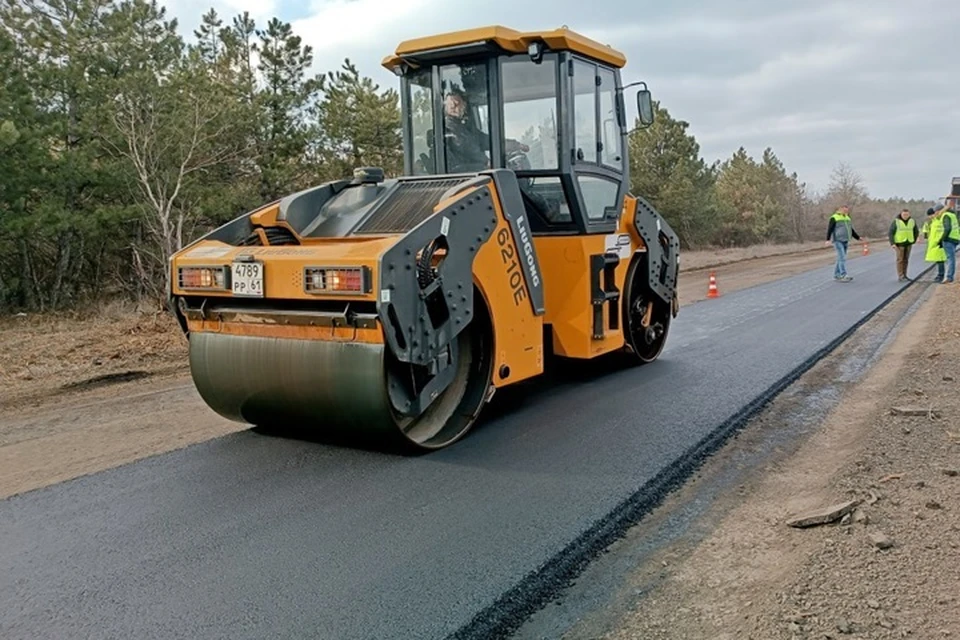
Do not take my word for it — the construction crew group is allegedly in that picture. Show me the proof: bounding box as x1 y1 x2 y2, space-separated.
825 198 960 283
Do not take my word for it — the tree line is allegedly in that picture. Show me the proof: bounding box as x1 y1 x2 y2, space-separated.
629 103 934 249
0 0 934 312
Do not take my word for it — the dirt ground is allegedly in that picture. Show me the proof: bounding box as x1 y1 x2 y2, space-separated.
676 242 861 306
0 240 883 500
680 240 833 272
604 284 960 639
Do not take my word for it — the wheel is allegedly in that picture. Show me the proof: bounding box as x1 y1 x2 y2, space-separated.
622 254 672 363
385 315 494 450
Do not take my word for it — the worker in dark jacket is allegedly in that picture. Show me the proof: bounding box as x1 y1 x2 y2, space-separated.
888 208 919 281
825 205 862 281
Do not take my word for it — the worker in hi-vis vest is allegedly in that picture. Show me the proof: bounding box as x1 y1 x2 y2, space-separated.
925 206 947 283
887 208 919 282
940 198 960 283
825 205 861 282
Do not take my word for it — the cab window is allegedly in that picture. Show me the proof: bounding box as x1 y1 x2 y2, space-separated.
439 62 491 173
572 59 597 164
407 68 435 175
501 57 559 170
572 60 623 171
598 66 621 168
578 175 620 221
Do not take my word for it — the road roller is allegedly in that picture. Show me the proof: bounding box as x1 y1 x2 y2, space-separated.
167 25 681 451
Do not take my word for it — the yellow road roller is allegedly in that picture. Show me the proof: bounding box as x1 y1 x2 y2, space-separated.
168 25 680 451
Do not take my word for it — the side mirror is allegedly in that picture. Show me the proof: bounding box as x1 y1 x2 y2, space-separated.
637 88 654 126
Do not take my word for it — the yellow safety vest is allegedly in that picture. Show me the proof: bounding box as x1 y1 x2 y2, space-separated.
926 216 946 263
944 211 960 242
893 218 916 244
830 212 853 242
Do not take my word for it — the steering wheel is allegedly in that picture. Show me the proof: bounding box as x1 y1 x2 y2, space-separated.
506 148 532 188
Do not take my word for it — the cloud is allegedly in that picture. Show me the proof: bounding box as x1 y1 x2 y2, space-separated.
291 0 432 55
165 0 278 29
168 0 959 199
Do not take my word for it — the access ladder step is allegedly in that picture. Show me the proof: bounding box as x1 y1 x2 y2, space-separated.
590 252 621 339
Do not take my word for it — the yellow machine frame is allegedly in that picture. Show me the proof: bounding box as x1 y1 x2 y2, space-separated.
167 25 680 450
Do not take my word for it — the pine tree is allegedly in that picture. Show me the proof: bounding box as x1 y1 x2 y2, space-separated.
0 0 122 309
103 0 246 301
316 58 401 180
628 102 721 248
251 16 319 199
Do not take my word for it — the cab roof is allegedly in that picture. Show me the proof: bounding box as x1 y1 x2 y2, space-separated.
381 25 627 72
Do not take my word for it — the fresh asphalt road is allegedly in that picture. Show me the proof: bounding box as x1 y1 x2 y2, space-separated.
0 250 928 640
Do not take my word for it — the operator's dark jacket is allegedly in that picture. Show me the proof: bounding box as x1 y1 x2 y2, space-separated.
887 218 920 246
443 115 489 173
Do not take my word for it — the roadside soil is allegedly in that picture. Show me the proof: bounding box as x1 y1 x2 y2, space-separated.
0 240 886 500
680 240 836 272
603 284 960 639
677 241 873 306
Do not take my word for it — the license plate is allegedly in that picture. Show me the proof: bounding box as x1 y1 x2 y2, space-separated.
231 261 264 297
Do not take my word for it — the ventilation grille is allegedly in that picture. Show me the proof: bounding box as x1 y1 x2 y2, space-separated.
353 178 472 234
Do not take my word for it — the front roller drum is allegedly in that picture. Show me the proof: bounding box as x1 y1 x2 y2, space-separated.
188 324 491 451
622 255 672 363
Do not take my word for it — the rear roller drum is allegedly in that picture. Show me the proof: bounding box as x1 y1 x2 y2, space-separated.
622 256 672 363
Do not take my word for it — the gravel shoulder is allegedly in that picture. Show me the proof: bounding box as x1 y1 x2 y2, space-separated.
0 241 888 500
601 282 960 640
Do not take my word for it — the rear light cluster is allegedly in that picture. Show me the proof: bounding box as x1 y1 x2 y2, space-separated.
175 264 371 295
303 266 370 294
178 266 227 290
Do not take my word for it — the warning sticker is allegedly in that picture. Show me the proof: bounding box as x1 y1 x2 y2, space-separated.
604 233 632 259
183 245 232 259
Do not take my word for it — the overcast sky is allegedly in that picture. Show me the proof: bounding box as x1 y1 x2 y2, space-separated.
168 0 959 200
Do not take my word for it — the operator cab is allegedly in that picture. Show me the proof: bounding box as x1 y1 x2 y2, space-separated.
383 26 654 236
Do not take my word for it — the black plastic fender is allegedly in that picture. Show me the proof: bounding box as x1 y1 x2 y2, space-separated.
632 196 680 308
376 178 498 368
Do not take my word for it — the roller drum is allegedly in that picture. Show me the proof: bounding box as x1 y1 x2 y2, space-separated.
188 332 401 443
188 325 489 450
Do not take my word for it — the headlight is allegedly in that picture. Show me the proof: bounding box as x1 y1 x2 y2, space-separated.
303 266 370 294
178 266 228 290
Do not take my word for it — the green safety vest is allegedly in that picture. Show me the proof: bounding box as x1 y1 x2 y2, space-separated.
830 212 853 241
926 216 946 263
893 218 917 244
944 211 960 242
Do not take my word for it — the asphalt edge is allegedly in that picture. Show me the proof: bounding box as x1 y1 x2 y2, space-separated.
446 266 935 640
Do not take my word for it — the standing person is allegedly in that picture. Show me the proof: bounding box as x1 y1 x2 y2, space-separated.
925 207 947 282
888 208 919 281
941 200 959 283
825 205 861 282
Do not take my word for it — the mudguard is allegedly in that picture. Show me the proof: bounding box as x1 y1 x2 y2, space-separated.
632 196 680 307
376 179 498 368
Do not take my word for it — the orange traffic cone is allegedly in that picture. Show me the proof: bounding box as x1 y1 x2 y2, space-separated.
707 272 719 298
862 242 869 255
